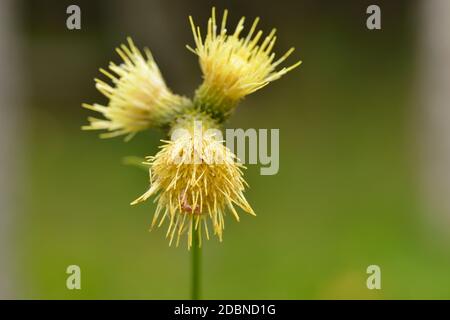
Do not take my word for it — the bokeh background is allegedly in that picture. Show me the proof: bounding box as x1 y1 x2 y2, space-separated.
1 0 450 299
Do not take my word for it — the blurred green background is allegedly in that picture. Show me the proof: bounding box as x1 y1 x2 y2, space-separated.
4 0 450 299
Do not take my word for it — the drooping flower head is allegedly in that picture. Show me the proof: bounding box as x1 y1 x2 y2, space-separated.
83 37 189 140
188 8 301 120
131 115 255 248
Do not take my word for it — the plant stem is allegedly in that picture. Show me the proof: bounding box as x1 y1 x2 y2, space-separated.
191 227 201 300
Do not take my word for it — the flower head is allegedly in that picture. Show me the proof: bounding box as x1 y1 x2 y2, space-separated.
188 8 301 118
131 116 255 248
83 37 189 140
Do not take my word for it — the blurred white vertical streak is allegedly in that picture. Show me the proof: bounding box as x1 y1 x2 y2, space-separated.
420 0 450 237
0 0 23 298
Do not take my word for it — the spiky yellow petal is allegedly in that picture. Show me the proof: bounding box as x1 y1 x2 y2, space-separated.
131 116 254 248
83 37 190 140
188 8 301 119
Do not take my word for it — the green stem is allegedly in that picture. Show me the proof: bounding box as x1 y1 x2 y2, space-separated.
193 83 237 123
191 227 201 300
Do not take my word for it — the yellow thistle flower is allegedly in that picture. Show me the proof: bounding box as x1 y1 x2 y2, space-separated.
82 8 301 252
131 116 255 248
83 37 189 140
188 8 301 119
